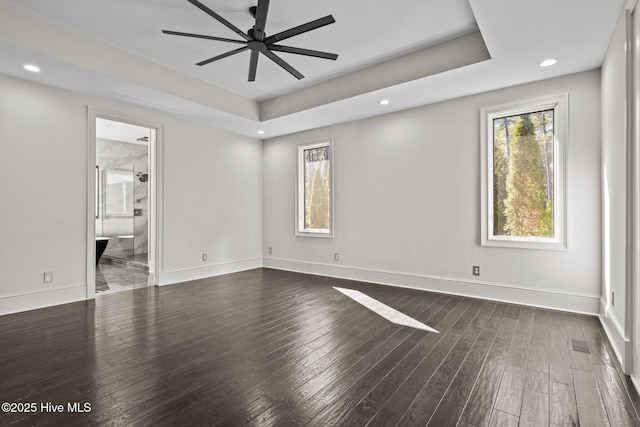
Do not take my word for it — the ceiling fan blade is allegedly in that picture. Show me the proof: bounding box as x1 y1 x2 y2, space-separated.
162 30 246 44
268 44 338 60
248 51 259 81
264 15 335 44
186 0 251 41
197 46 249 66
262 50 304 79
253 0 270 41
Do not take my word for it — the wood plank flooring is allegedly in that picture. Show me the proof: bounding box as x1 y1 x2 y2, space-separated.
0 268 638 426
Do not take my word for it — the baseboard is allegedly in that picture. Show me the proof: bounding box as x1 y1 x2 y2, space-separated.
159 257 263 286
0 258 263 316
0 257 601 318
631 373 640 396
598 309 627 368
0 284 87 316
263 257 600 315
599 299 634 374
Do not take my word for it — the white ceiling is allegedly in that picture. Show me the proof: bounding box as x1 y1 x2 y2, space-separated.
0 0 624 139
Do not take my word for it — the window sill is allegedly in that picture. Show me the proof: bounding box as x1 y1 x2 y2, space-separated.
295 230 334 238
481 237 567 251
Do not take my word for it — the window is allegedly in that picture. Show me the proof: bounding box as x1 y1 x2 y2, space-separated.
296 139 333 237
481 94 568 250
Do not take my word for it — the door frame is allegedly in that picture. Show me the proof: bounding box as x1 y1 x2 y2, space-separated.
86 107 163 298
627 0 640 388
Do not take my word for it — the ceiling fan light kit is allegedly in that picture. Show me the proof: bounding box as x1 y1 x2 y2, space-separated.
163 0 338 82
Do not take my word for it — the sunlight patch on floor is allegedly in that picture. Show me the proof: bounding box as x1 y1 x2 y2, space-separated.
333 287 439 333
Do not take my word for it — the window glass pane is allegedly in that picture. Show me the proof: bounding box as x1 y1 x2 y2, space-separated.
303 146 331 231
492 109 554 238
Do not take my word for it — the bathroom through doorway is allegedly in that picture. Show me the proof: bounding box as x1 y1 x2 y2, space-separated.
87 110 160 296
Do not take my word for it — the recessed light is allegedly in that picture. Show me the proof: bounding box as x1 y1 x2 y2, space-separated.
23 64 40 73
378 99 390 105
539 58 557 67
257 130 265 135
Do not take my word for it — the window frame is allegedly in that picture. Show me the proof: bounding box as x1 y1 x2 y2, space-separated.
295 138 334 238
480 94 568 250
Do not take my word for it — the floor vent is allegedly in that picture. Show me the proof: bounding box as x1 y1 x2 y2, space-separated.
571 339 590 354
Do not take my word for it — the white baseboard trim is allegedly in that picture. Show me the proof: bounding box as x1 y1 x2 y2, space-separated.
598 312 626 368
0 259 263 316
263 257 600 315
631 373 640 396
159 257 263 286
598 298 634 374
0 284 87 316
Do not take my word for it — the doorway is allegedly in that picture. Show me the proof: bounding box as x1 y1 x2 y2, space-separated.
87 109 160 296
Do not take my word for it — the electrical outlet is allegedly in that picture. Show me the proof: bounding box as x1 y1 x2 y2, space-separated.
268 247 272 254
334 253 339 261
202 253 207 262
43 271 53 283
472 266 480 276
611 291 615 306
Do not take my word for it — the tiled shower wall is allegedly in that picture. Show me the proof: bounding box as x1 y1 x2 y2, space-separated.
96 138 148 261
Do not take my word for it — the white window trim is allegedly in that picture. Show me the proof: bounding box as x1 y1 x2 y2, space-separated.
295 138 334 238
480 94 568 251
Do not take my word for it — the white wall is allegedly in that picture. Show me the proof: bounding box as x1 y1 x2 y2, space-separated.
600 8 630 367
161 117 263 283
263 70 602 314
0 74 88 312
0 74 263 315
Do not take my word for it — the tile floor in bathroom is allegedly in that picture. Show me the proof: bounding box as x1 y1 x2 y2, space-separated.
96 258 149 294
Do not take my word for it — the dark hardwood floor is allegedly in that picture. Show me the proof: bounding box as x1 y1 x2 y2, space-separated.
1 268 639 426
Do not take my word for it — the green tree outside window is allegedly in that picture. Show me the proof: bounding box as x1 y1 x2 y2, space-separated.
493 110 554 238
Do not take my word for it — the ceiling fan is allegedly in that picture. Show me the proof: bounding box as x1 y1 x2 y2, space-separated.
162 0 338 81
